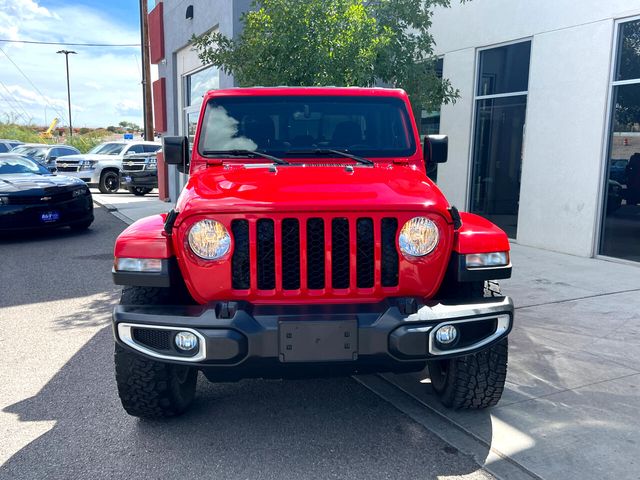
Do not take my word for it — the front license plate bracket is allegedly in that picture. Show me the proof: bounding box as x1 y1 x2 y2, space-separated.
41 211 60 223
278 319 358 363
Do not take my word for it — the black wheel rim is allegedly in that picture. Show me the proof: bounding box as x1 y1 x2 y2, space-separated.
105 173 119 192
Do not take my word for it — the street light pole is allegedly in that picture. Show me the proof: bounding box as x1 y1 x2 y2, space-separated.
139 0 154 141
57 49 76 137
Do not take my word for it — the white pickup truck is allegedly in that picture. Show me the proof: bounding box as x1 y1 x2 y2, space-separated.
55 140 161 194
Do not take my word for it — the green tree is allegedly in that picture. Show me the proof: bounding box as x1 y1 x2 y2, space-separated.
192 0 462 116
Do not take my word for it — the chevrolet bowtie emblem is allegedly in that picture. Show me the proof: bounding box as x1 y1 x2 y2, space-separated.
59 163 68 168
41 196 52 201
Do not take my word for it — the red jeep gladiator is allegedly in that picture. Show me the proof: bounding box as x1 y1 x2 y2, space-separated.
112 87 513 418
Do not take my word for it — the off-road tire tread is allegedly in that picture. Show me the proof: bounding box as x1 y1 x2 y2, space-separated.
429 280 508 409
115 286 197 419
114 344 197 419
432 339 508 409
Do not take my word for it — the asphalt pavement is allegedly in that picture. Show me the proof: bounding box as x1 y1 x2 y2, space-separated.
0 206 493 480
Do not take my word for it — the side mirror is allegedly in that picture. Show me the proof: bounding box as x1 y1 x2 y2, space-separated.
163 136 190 174
424 135 448 165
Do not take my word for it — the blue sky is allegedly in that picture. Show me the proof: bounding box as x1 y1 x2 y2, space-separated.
0 0 147 128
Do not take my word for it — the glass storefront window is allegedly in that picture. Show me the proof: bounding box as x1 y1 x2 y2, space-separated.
187 66 220 107
470 41 531 238
615 20 640 82
600 19 640 262
477 42 531 97
470 96 527 239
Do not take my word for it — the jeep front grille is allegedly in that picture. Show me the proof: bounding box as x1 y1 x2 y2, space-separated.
230 215 400 293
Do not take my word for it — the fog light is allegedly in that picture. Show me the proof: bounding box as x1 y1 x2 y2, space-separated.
175 331 198 351
435 325 458 345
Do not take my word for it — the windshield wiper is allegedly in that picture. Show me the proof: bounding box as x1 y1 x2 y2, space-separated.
202 149 289 165
286 149 373 166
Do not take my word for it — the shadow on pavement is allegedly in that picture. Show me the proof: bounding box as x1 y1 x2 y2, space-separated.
0 207 122 308
1 327 493 480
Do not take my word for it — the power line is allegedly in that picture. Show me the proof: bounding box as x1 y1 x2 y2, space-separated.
0 39 140 47
0 92 29 123
0 80 32 122
0 46 68 125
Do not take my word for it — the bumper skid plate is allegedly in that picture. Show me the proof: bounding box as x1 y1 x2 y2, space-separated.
113 296 514 367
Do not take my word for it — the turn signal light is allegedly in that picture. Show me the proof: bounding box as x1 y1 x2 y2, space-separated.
115 258 162 272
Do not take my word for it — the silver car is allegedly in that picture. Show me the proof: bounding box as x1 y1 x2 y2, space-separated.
55 141 161 194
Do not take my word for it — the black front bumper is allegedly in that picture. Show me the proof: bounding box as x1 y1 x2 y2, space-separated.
113 296 514 376
0 195 93 231
120 171 157 189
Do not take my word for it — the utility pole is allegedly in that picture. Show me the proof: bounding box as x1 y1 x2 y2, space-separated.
57 49 76 137
139 0 154 141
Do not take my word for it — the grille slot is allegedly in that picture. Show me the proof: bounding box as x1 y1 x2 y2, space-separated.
356 218 374 288
231 220 250 289
281 219 301 290
331 218 350 289
230 216 401 293
132 328 171 351
381 218 399 287
257 219 276 290
306 218 325 289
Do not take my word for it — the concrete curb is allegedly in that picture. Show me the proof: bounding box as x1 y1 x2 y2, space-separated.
92 198 134 226
355 375 543 480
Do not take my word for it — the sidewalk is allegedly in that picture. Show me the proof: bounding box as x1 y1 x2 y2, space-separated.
92 190 173 225
96 193 640 480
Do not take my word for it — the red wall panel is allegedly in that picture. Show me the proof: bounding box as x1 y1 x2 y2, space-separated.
152 78 167 133
148 2 164 64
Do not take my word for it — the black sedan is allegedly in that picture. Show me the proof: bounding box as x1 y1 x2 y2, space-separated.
0 154 93 232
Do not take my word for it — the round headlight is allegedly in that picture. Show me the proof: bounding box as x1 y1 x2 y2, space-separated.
399 217 439 257
188 219 231 260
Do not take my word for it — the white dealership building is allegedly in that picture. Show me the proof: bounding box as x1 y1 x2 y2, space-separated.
150 0 640 263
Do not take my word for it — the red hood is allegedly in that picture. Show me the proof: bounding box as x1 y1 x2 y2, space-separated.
175 163 451 223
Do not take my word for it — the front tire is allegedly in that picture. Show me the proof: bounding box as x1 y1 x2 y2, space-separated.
99 170 120 194
69 219 93 231
115 286 198 419
428 281 508 409
128 186 152 196
428 339 508 409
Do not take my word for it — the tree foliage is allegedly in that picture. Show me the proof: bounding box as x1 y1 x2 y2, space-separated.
192 0 462 114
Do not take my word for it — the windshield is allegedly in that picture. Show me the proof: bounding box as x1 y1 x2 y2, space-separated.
11 146 47 160
198 96 416 159
88 143 125 155
0 155 49 175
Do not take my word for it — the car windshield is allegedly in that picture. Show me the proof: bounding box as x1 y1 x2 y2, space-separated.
88 143 125 155
11 146 47 160
198 95 416 159
0 156 49 175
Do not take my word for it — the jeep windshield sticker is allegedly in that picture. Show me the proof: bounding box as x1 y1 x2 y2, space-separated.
201 106 258 152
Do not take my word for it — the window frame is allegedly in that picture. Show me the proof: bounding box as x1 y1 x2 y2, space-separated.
596 15 640 263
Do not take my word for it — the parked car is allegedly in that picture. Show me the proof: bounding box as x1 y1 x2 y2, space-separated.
11 143 80 173
0 139 24 153
0 153 93 232
56 141 161 194
119 151 159 196
111 87 514 419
